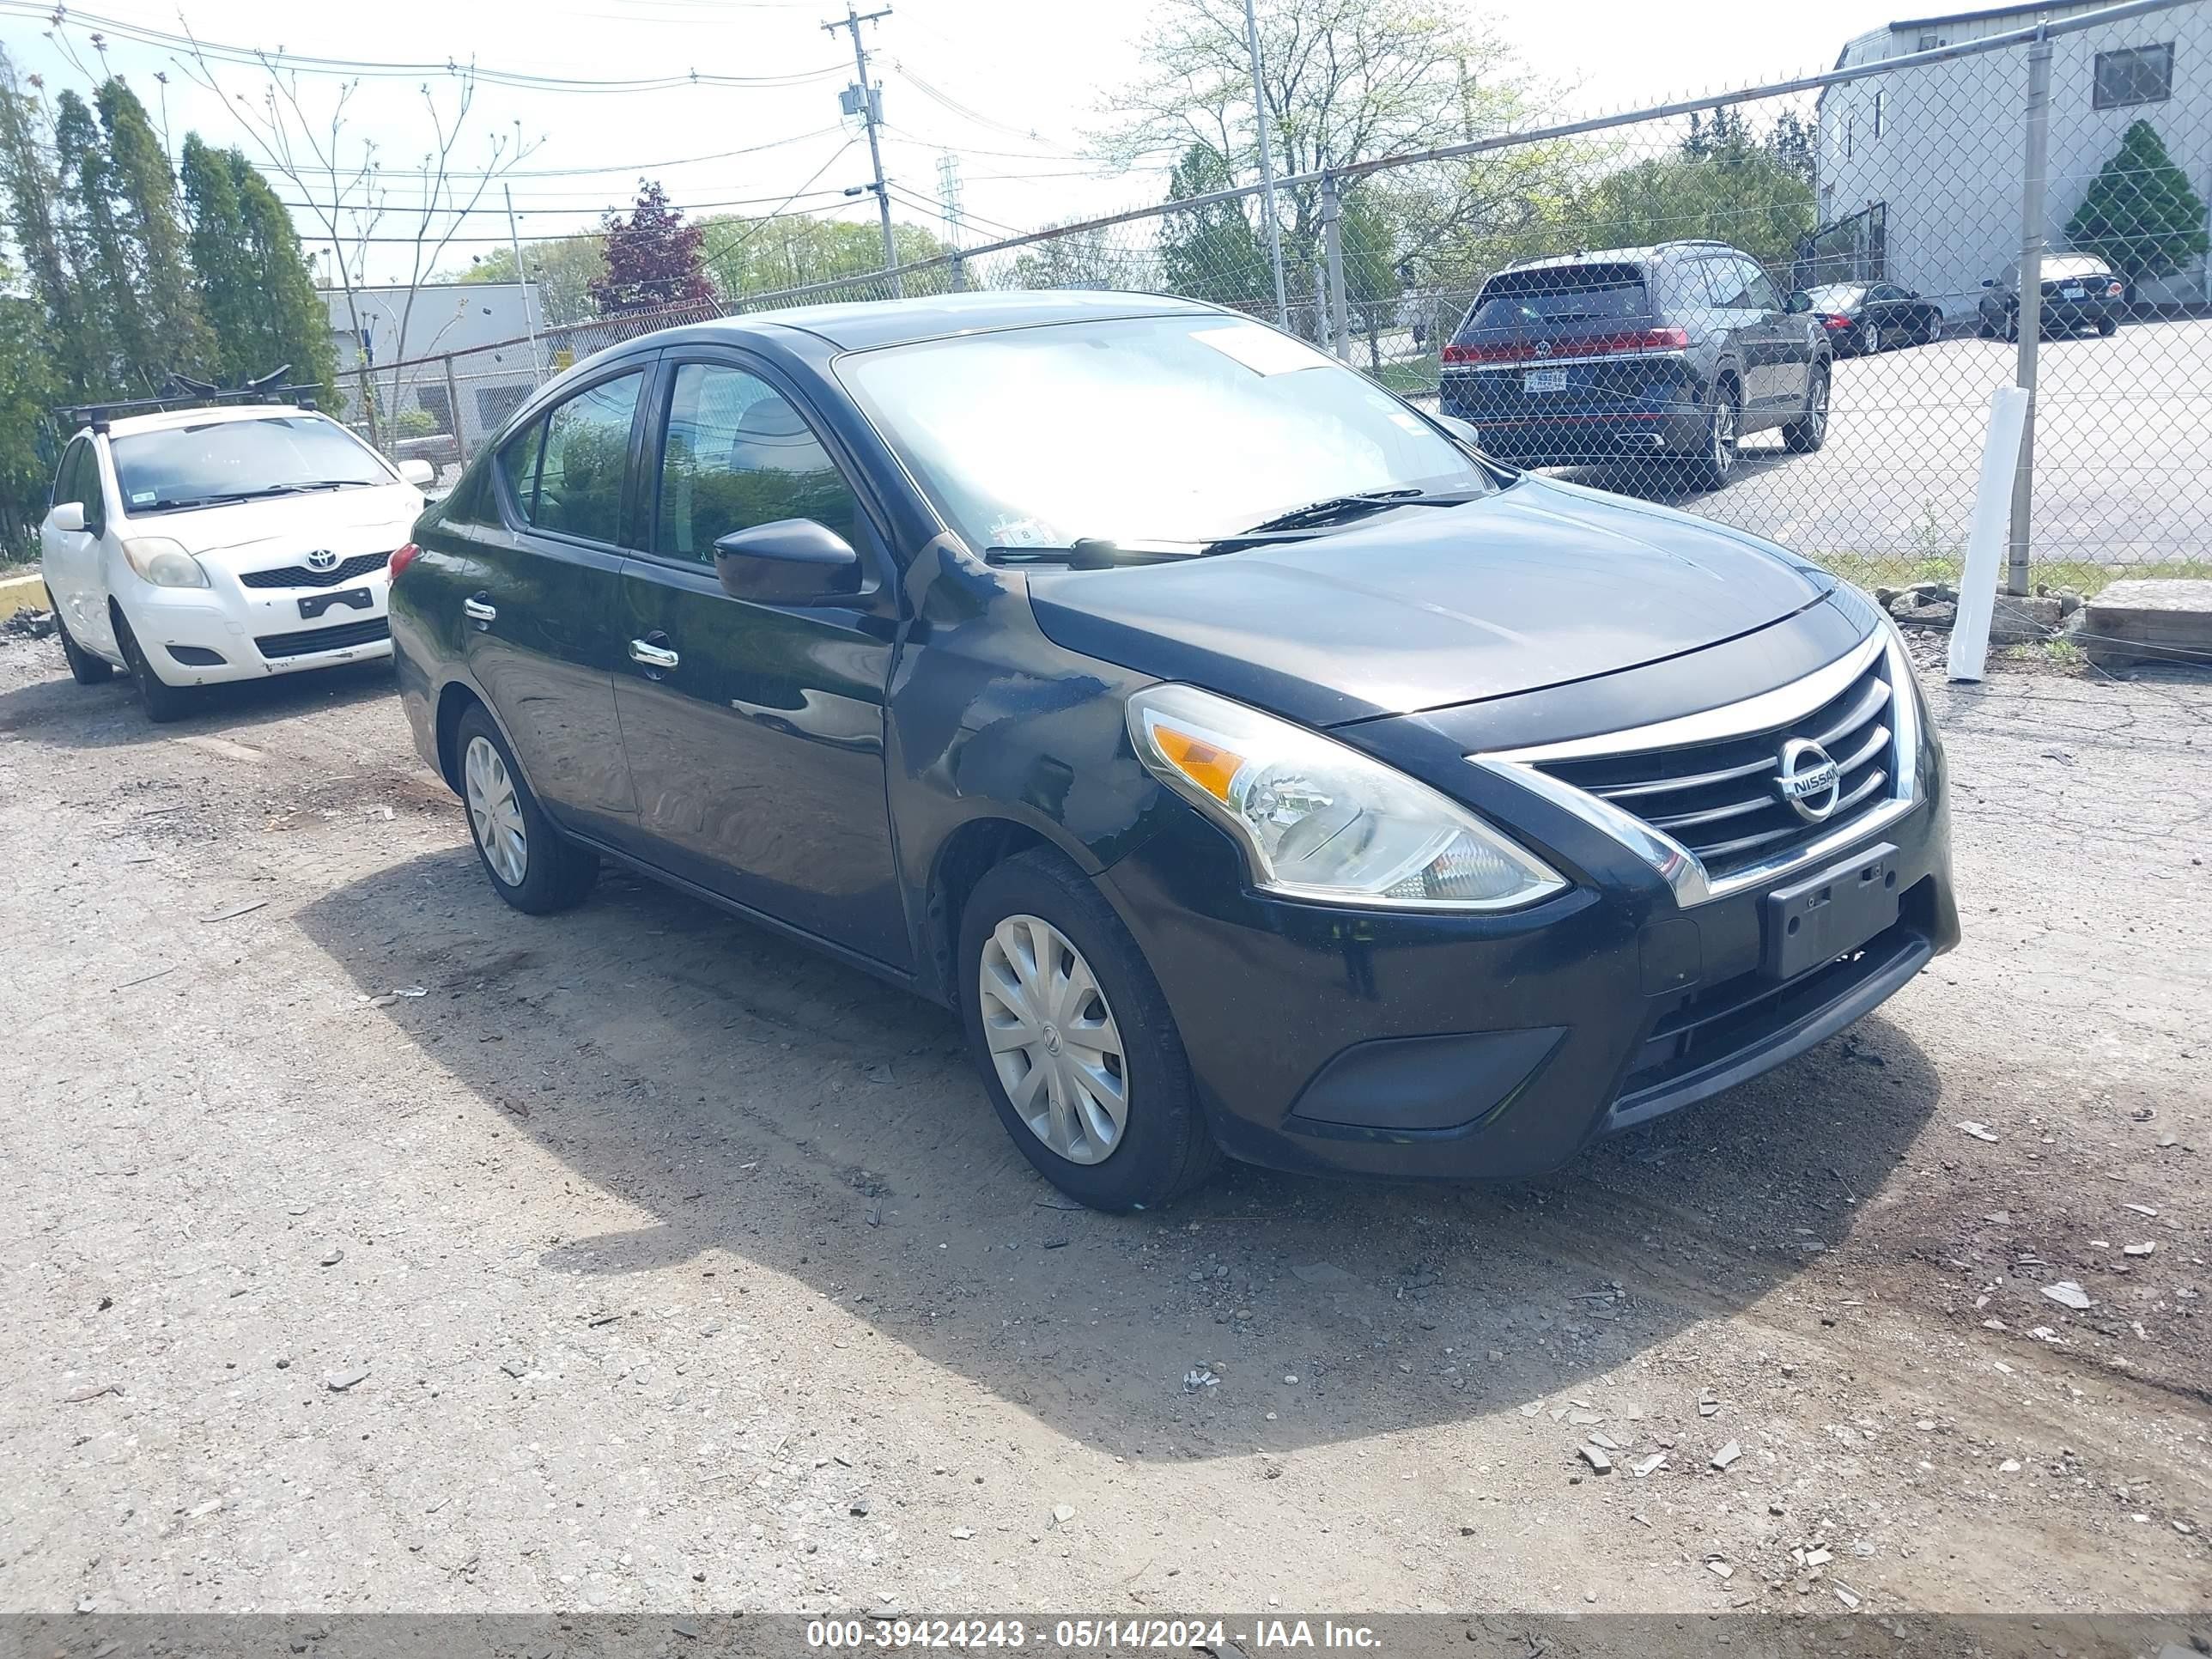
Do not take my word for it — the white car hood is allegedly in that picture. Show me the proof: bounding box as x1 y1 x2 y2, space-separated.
121 485 422 566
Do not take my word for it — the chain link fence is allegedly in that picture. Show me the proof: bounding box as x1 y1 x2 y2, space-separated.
364 0 2209 600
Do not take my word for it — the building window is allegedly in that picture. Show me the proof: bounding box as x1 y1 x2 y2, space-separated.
2094 43 2173 109
1844 113 1855 161
1915 33 1947 51
1873 89 1886 138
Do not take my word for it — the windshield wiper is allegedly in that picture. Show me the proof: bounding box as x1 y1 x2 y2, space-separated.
249 479 374 495
984 538 1200 569
1235 486 1485 537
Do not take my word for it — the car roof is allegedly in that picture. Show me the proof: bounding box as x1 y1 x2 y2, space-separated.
90 404 339 441
639 288 1221 353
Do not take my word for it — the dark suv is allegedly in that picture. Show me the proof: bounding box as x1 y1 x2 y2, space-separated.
1440 241 1832 489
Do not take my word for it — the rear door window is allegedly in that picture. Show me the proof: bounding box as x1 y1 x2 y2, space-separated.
1464 265 1647 332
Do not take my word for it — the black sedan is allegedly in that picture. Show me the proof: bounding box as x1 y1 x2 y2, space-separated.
1977 255 2124 340
1796 282 1944 356
389 291 1958 1212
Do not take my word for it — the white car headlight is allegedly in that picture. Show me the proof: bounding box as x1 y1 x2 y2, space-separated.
1128 684 1566 911
120 536 210 589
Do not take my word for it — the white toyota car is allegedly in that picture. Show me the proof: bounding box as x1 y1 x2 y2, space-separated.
39 401 433 721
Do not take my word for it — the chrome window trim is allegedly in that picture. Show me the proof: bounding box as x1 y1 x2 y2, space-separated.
1468 628 1920 908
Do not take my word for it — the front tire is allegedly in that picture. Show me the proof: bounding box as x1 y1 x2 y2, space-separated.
958 849 1219 1212
113 611 193 723
49 589 114 685
2097 313 2118 337
455 704 598 915
1784 363 1830 453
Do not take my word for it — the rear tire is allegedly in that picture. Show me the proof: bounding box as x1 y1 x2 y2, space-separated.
1784 363 1830 454
1685 378 1741 492
113 611 193 724
957 848 1220 1212
454 703 599 915
49 590 114 685
2097 313 2118 337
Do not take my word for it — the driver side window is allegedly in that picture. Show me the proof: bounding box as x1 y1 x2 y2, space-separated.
654 362 861 563
54 441 106 535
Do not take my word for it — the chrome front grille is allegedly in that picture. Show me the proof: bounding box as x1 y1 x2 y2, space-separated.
1524 642 1903 886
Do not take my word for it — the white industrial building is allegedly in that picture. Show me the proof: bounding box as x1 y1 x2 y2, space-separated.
1813 3 2210 319
321 281 546 451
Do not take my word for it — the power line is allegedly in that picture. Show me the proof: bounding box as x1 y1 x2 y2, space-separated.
699 133 861 287
3 2 845 89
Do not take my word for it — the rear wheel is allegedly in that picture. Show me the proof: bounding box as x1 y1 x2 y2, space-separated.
1784 363 1830 454
2097 313 2118 337
113 611 193 724
1686 379 1741 492
1863 320 1882 354
958 848 1219 1212
48 590 114 685
455 704 599 915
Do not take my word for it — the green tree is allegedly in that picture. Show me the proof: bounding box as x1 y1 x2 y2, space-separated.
0 47 99 398
1159 143 1265 309
95 78 210 378
0 254 57 557
1571 143 1814 270
2065 119 2209 291
52 89 139 391
182 137 336 399
459 234 607 327
697 215 950 301
1007 222 1144 291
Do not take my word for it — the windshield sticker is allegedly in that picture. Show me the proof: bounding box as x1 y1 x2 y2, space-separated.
131 489 156 505
1191 324 1334 377
988 514 1062 549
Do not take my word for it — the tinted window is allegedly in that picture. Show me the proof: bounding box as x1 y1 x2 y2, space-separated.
656 363 861 562
1704 259 1756 309
530 373 641 544
1463 264 1647 332
1737 259 1784 312
1650 261 1715 313
1867 283 1906 302
108 415 387 514
52 439 87 510
497 417 546 515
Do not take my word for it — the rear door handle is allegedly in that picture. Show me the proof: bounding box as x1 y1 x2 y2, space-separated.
463 595 496 623
629 635 679 671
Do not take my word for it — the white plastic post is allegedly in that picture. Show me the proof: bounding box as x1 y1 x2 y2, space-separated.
1949 384 2033 683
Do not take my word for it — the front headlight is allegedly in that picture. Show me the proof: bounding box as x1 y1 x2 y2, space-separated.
120 537 210 589
1128 684 1566 911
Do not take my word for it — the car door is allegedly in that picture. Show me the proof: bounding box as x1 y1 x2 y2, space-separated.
1734 257 1801 416
41 437 120 657
611 350 908 971
1864 283 1909 346
454 365 648 842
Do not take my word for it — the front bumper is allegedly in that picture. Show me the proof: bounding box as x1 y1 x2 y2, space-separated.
124 568 392 684
1096 733 1957 1182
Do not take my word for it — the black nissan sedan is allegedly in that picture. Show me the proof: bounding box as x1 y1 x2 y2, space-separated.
389 290 1958 1212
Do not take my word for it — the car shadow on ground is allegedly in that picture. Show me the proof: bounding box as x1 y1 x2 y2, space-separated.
295 841 1945 1458
0 651 398 747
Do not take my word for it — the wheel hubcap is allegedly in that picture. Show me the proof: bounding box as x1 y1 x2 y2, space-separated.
978 915 1127 1165
464 735 528 887
1810 376 1829 435
1714 401 1737 466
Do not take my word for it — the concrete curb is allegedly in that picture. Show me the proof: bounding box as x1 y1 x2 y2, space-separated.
0 571 46 617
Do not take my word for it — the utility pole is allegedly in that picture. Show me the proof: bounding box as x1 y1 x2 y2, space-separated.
1242 0 1288 331
936 150 964 250
505 184 541 376
825 3 902 297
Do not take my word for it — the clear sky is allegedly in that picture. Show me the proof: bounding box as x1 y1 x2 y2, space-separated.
0 0 1887 287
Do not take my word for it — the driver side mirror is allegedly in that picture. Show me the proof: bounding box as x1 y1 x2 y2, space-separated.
714 519 861 605
1784 290 1812 313
1982 278 1997 288
48 501 85 534
398 458 435 487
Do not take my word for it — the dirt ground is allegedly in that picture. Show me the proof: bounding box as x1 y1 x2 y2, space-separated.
0 629 2205 1622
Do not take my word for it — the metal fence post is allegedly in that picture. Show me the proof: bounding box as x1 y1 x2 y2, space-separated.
2007 25 2053 597
951 252 967 293
1321 173 1351 362
442 354 466 467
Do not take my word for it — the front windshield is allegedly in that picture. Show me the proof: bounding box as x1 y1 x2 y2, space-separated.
112 415 391 513
836 314 1492 550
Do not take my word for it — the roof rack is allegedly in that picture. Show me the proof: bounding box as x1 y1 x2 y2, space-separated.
52 366 319 434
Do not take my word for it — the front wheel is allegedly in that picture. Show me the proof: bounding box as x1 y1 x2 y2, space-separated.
113 611 193 723
958 849 1219 1212
1784 363 1830 454
49 589 114 685
454 704 599 915
2097 313 2118 337
1863 321 1881 354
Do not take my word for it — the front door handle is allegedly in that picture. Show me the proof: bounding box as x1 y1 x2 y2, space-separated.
463 594 496 623
629 635 679 671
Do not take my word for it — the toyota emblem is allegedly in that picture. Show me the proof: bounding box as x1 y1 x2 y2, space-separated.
1773 737 1842 823
305 548 340 573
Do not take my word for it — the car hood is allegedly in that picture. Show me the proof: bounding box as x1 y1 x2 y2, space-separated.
113 485 422 565
1022 474 1835 730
